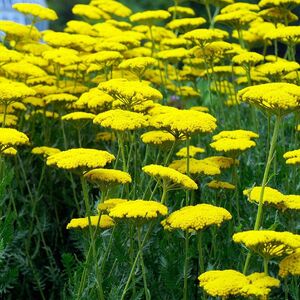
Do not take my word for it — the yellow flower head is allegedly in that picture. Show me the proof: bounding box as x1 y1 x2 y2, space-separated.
232 52 264 66
93 109 148 131
98 79 162 109
259 0 300 9
265 26 300 44
141 130 175 146
13 3 58 21
61 112 96 122
130 10 171 24
0 114 18 127
256 61 299 77
213 129 259 140
210 138 256 153
72 4 110 20
31 146 61 157
46 148 115 172
109 200 168 220
167 6 195 17
91 0 132 18
95 132 116 143
156 48 190 63
0 128 29 152
142 164 198 190
84 51 123 66
169 158 221 176
166 17 206 32
201 156 237 169
279 251 300 277
149 109 217 137
176 146 205 158
183 28 229 46
238 82 300 115
233 230 300 258
283 148 300 165
0 48 23 63
84 168 132 188
75 88 113 112
207 180 235 190
43 93 78 105
98 198 128 213
0 81 36 104
199 270 279 298
118 57 157 77
42 47 81 66
162 204 232 231
243 186 285 207
66 215 114 229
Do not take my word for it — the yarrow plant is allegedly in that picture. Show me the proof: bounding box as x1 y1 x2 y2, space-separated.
0 0 299 299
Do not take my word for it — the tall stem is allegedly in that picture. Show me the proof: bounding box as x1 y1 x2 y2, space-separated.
183 231 190 300
243 115 281 274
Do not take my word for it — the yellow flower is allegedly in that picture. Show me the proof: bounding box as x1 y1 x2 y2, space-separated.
142 164 198 190
109 200 168 220
46 148 115 172
176 146 205 158
238 82 300 115
207 180 235 190
43 93 78 105
190 106 209 112
84 168 132 189
279 251 300 277
200 156 237 169
243 186 285 206
0 20 40 41
213 129 259 140
84 51 123 66
156 48 190 62
259 0 300 9
167 6 195 17
149 109 217 138
91 0 132 18
12 3 58 21
140 130 175 146
31 146 61 157
118 57 157 78
199 270 249 298
221 3 260 13
258 7 298 24
183 28 229 46
98 79 162 109
280 195 300 211
93 109 148 131
0 128 29 152
95 132 115 143
162 204 232 231
233 230 300 258
2 147 17 156
130 10 171 24
210 138 256 153
166 17 206 32
94 40 128 52
75 88 113 112
169 158 221 176
283 148 300 165
0 48 23 63
232 52 264 66
98 198 128 213
0 114 18 127
199 270 279 299
160 37 190 48
0 81 36 105
42 47 81 66
66 215 114 229
265 25 300 44
72 4 110 20
61 112 96 121
256 61 299 77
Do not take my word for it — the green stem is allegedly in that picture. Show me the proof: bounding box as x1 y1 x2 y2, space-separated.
197 232 204 274
243 115 281 275
137 225 150 300
117 132 127 172
186 137 190 205
121 221 155 300
263 257 269 275
183 231 190 300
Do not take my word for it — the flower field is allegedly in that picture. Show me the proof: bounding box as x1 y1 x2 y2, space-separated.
0 0 300 299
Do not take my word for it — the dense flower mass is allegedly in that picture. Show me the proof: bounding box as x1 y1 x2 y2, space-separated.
162 204 232 231
0 128 29 152
142 164 198 190
233 230 300 258
66 215 114 229
46 148 115 171
199 270 280 298
109 200 168 220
